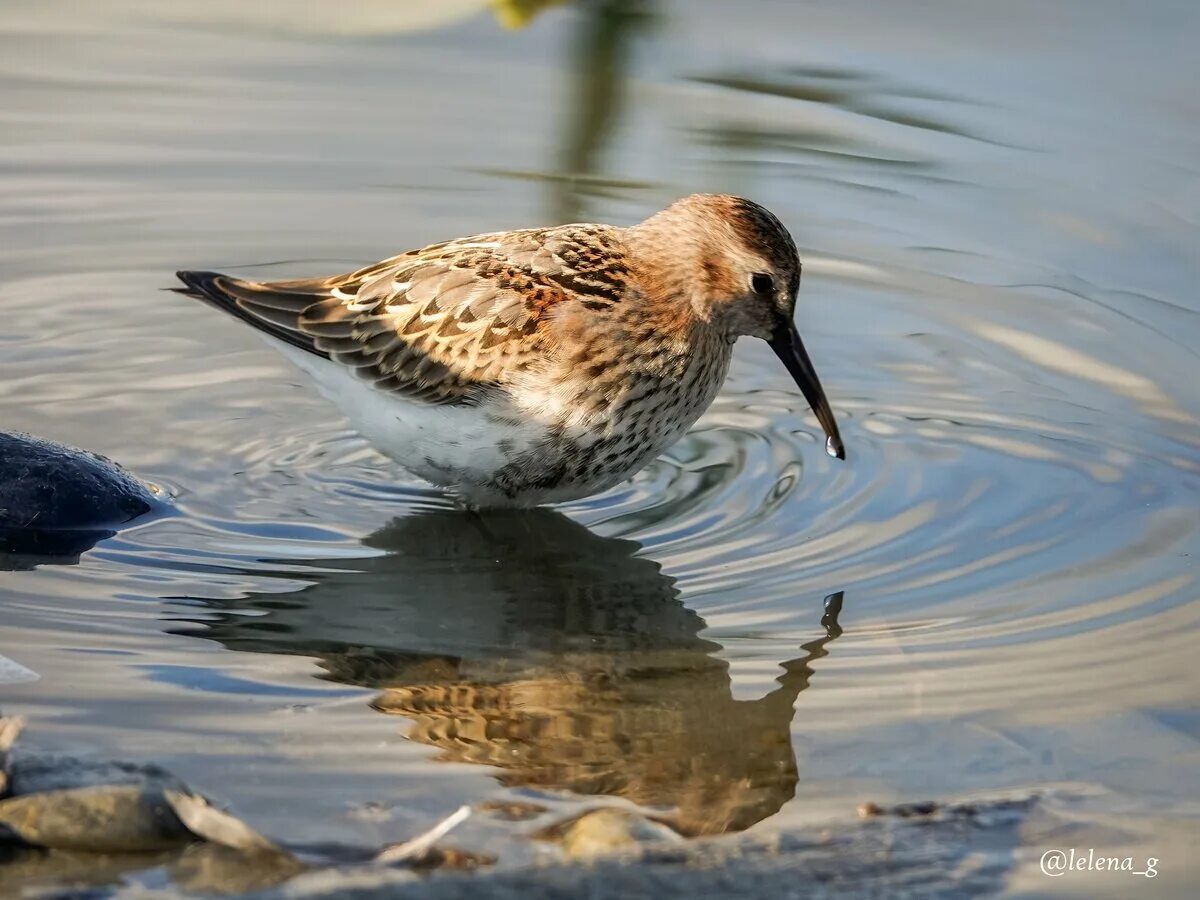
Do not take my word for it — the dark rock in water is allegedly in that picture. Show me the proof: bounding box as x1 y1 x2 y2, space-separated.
0 432 163 564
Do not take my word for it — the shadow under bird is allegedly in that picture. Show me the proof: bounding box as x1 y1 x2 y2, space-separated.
176 194 844 508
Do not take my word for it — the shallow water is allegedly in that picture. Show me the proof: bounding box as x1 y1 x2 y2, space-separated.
1 0 1198 894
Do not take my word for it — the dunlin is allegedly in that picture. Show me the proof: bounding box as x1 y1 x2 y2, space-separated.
176 194 844 508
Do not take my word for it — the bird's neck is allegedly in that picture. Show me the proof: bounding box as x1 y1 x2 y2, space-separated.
623 223 736 346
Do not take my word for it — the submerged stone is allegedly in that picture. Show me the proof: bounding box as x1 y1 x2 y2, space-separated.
0 431 163 562
543 808 683 862
0 785 193 852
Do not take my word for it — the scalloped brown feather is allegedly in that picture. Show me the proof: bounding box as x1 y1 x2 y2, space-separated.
178 223 629 405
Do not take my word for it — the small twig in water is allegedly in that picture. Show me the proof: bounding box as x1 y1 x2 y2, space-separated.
375 805 472 866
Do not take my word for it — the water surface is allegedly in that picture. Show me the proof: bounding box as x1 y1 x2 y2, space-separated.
1 0 1197 894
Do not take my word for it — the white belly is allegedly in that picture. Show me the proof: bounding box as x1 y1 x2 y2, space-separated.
275 345 548 495
269 335 730 508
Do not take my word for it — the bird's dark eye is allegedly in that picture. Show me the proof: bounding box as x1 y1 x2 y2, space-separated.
751 272 774 295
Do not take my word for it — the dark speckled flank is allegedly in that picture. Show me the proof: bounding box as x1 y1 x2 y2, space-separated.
481 324 732 503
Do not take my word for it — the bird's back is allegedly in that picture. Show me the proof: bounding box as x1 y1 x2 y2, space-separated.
176 222 633 404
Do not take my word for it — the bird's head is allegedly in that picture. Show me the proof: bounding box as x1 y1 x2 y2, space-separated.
634 194 845 459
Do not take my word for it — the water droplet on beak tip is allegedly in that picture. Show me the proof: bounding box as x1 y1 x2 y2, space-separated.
825 436 839 458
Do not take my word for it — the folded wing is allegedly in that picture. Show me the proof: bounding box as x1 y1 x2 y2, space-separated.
176 225 628 405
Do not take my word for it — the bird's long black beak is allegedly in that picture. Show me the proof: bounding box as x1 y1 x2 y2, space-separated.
768 321 845 460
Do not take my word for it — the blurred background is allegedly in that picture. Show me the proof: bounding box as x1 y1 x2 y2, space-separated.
1 0 1197 894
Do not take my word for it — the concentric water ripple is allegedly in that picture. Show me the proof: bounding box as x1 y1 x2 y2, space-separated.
13 256 1179 774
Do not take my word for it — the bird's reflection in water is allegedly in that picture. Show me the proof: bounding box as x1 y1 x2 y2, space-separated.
179 510 843 836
